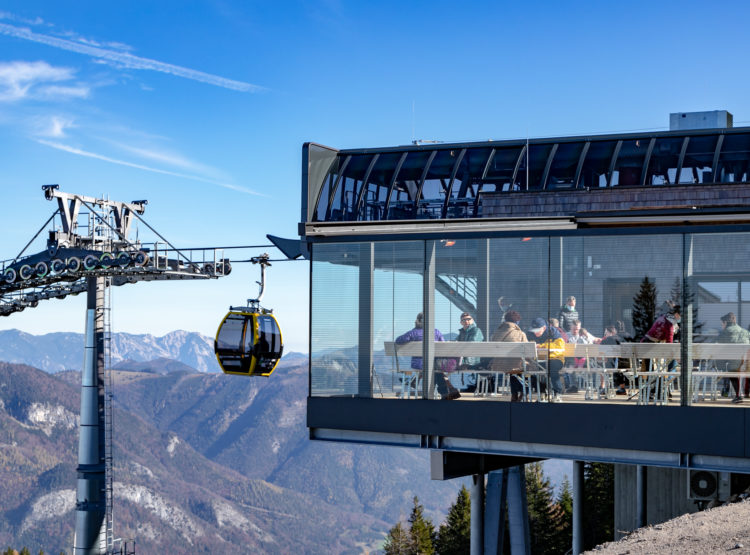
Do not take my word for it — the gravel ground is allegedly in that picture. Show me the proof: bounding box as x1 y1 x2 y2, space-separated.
585 499 750 554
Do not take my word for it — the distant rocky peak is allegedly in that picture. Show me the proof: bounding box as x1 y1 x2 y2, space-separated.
0 328 220 373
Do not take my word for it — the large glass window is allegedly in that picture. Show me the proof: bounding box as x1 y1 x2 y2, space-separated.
579 140 618 188
386 151 431 220
680 135 717 184
418 150 458 219
645 137 685 185
547 142 586 189
692 232 750 335
310 231 750 407
373 242 424 396
355 152 402 221
611 139 649 186
515 144 554 190
311 243 362 395
482 145 526 192
716 133 750 183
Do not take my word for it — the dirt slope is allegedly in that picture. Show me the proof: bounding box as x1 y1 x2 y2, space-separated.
587 498 750 554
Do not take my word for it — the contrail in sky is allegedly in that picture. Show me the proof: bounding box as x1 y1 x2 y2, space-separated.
37 139 266 196
0 22 263 92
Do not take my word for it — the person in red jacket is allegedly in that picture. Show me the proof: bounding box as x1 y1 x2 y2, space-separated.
640 305 681 400
642 305 681 344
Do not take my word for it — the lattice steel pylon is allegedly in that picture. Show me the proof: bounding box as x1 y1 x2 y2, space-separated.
1 186 231 554
103 283 114 553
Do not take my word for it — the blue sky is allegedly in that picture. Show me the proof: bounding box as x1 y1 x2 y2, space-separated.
0 1 748 353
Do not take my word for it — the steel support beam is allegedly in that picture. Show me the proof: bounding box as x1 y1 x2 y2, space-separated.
476 239 491 340
470 473 484 555
484 469 508 555
681 234 694 406
637 464 648 528
507 465 530 555
358 243 373 397
423 241 436 399
74 277 106 555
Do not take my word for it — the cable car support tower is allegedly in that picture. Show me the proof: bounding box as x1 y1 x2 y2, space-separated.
1 186 232 554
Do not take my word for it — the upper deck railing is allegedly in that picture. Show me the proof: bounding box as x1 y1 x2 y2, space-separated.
303 127 750 224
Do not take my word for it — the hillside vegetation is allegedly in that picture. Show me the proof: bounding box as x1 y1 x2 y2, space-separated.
0 357 462 553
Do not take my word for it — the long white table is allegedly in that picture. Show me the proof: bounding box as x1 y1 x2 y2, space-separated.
381 341 750 404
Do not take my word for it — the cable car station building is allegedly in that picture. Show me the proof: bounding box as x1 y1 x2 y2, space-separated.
300 110 750 552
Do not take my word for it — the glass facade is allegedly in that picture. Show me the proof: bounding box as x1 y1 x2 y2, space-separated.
311 231 750 407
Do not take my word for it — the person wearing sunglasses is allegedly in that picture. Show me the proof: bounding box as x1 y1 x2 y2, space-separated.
457 312 484 392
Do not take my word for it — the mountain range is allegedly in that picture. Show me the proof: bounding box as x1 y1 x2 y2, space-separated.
0 355 464 553
0 329 221 373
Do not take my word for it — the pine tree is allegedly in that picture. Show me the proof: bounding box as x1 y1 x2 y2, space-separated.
525 462 562 555
632 276 657 341
435 485 470 555
408 495 436 554
384 521 411 555
582 462 614 550
669 277 703 340
554 477 573 553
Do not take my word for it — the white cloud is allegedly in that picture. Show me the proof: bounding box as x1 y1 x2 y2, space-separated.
0 11 46 27
37 139 266 196
0 22 264 92
34 115 75 138
0 60 75 101
113 142 224 177
38 84 90 100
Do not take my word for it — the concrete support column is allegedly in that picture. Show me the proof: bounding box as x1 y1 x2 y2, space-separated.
637 465 648 528
470 473 484 555
572 460 584 555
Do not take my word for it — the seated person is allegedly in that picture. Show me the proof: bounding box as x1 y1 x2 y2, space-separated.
601 324 629 395
716 312 750 404
548 318 569 342
396 312 460 400
456 312 484 392
490 310 528 402
567 319 590 369
526 317 565 402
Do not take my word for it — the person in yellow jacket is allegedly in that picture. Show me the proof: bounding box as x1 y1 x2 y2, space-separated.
525 317 565 402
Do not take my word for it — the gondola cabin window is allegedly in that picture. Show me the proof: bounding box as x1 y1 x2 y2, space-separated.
216 314 247 373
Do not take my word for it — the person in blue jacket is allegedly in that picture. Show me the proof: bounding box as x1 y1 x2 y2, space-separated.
396 313 460 400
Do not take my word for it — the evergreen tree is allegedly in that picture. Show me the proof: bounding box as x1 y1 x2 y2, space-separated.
525 462 565 555
582 462 614 550
384 521 411 555
555 477 573 553
408 496 436 554
632 277 657 341
435 485 470 555
669 277 703 341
